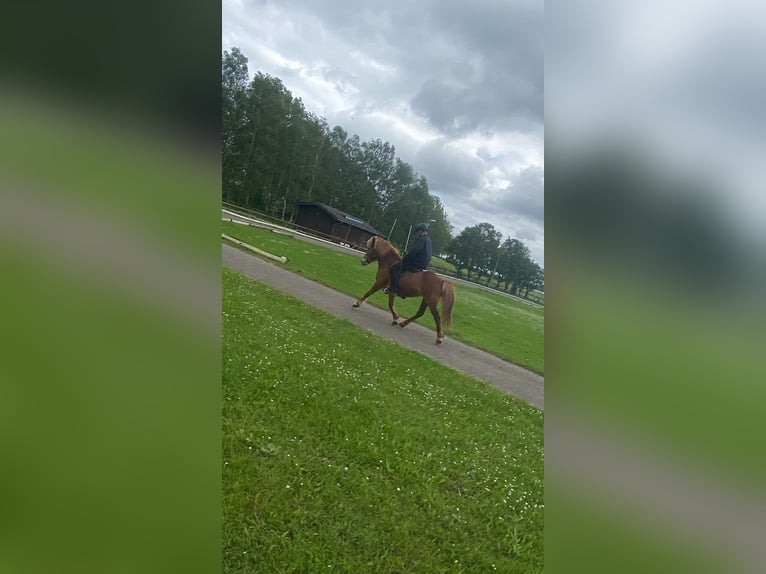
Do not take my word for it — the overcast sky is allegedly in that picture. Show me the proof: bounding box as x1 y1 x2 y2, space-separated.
548 0 766 255
222 0 544 266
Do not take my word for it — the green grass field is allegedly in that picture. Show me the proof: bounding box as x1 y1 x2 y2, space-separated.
222 220 544 374
429 255 457 274
223 267 544 573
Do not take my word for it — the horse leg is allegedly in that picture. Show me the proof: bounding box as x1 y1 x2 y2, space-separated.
353 280 385 307
399 300 428 329
429 302 444 344
388 292 400 325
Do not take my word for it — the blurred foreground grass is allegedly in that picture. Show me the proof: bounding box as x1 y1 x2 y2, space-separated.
556 268 765 484
546 482 725 574
0 93 220 574
0 92 217 257
546 142 766 573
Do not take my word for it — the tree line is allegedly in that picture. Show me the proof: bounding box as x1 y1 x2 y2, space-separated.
446 223 543 297
222 47 543 297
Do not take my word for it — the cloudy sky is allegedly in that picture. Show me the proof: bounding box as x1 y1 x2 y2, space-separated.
222 0 544 265
548 0 766 251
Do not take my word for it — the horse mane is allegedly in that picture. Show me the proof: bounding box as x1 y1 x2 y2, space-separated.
369 235 400 258
380 237 400 257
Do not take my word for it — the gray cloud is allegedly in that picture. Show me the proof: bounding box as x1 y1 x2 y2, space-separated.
409 0 543 134
411 76 541 136
239 0 543 134
414 139 484 196
494 165 544 224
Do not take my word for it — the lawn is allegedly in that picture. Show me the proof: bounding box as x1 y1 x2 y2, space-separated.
429 255 457 274
222 220 544 374
222 267 544 573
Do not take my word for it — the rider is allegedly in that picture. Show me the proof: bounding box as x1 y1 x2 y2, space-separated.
387 223 433 296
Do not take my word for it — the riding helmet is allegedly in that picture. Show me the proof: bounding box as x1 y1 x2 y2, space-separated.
414 223 429 232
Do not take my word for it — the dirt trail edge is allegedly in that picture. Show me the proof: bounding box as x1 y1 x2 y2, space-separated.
223 243 544 410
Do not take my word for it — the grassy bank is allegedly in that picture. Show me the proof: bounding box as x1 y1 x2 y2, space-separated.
223 267 544 573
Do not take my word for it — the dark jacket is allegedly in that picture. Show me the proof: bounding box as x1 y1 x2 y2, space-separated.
402 234 432 271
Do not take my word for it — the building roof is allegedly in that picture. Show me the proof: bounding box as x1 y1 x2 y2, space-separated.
297 202 385 237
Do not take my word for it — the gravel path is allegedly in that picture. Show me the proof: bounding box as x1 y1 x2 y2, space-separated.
223 242 544 410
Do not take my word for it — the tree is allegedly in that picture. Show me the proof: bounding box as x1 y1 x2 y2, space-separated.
498 238 532 293
474 223 502 282
446 223 501 281
360 139 398 206
528 264 544 296
222 48 250 201
518 260 543 297
446 227 477 280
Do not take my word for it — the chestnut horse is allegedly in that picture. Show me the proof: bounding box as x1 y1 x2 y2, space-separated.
352 236 456 344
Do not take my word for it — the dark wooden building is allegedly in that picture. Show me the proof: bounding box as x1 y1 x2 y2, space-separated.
294 202 385 248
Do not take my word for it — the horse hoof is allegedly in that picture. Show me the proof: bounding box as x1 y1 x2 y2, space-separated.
391 320 399 326
436 339 444 344
353 302 360 308
399 323 406 329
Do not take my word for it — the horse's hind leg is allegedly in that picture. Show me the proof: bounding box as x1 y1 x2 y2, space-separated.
399 300 428 329
428 303 444 344
388 293 400 325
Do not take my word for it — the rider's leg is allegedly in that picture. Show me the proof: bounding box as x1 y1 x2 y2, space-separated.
386 263 402 294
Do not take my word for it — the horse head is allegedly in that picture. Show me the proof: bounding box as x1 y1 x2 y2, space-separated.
361 236 379 265
361 236 400 266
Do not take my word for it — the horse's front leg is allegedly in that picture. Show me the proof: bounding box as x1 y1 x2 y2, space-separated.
388 292 400 325
353 280 385 308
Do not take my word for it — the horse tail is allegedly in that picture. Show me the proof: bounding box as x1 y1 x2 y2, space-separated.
440 280 456 330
